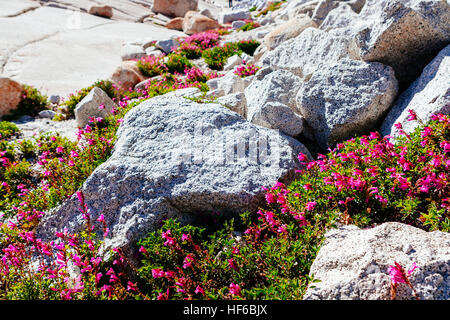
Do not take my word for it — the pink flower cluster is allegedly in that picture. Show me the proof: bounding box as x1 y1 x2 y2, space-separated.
234 63 260 78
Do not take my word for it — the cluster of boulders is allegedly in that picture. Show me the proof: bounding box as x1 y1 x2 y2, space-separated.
3 0 450 299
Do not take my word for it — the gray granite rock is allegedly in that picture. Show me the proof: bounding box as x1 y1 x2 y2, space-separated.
296 58 398 149
219 9 251 24
350 0 450 85
120 44 146 61
245 69 303 136
217 92 247 118
260 28 352 78
156 38 180 54
311 0 340 26
74 87 117 128
380 44 450 138
304 222 450 300
35 92 311 262
250 102 305 137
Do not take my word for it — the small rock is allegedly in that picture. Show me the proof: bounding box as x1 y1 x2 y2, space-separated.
165 17 184 30
182 11 220 35
110 61 145 92
224 55 243 71
74 87 118 128
232 20 246 30
263 15 317 50
380 44 450 138
219 9 251 24
156 38 180 54
38 110 57 119
217 92 247 118
88 5 113 19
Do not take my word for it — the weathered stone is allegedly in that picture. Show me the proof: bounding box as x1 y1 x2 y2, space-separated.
380 44 450 138
217 92 247 118
182 11 220 35
296 59 398 149
74 87 117 128
304 222 450 300
319 3 359 33
212 72 247 97
219 9 251 24
35 93 311 264
199 8 214 20
245 70 303 136
232 20 246 29
0 7 183 98
251 102 305 137
110 61 145 92
38 110 57 119
311 0 339 26
263 15 317 50
120 44 146 61
152 0 198 18
350 0 450 86
0 78 23 118
49 95 60 104
260 28 352 78
156 38 180 54
165 17 184 30
88 5 113 19
224 55 243 71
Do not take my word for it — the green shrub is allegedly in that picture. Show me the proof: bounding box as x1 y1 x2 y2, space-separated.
0 121 20 140
137 55 166 77
165 54 193 74
256 1 284 17
239 22 261 32
236 40 260 56
202 43 241 70
61 80 117 117
4 85 48 120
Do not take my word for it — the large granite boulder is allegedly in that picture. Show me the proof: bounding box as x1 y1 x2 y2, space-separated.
260 28 352 78
380 44 450 138
296 59 398 149
304 222 450 300
263 15 317 50
35 93 311 261
152 0 198 18
350 0 450 86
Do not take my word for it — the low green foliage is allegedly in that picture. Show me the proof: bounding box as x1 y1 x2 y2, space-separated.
239 22 261 32
165 54 193 74
4 85 48 120
60 80 117 117
236 40 260 56
0 121 20 140
256 1 285 17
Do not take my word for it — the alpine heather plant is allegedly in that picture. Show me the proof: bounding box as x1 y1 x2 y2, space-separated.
0 191 140 300
388 261 419 300
234 63 260 78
